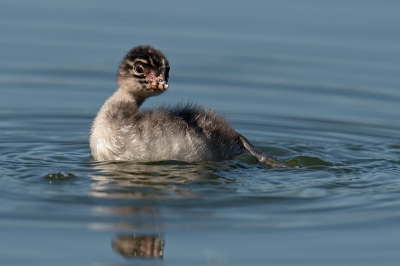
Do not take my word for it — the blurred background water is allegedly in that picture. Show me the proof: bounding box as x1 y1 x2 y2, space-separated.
1 1 400 265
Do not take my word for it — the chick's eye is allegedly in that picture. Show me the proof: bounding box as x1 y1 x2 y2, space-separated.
135 65 144 74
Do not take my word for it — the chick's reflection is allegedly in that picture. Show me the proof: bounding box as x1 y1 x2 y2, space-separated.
89 160 221 260
112 234 165 259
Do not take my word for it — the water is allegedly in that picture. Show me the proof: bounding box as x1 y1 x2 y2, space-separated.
1 1 400 265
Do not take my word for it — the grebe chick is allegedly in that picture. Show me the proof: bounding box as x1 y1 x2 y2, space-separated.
89 45 290 168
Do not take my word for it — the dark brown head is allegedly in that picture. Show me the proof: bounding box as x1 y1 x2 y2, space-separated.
117 45 170 101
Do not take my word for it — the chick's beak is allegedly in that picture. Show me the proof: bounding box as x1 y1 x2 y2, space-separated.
150 75 168 91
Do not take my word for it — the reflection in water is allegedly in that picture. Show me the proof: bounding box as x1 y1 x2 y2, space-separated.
89 160 217 261
89 159 252 261
112 234 165 259
88 159 254 199
90 161 201 199
93 201 165 260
